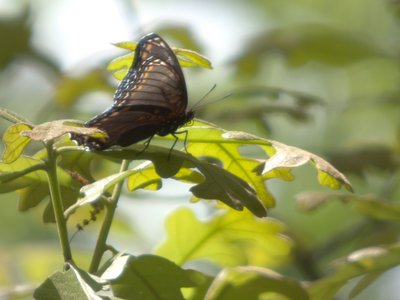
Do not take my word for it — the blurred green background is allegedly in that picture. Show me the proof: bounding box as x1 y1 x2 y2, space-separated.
0 0 399 299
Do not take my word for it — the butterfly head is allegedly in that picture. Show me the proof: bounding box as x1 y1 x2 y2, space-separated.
156 109 195 137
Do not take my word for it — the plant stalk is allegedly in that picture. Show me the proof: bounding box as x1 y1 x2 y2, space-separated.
89 159 130 274
45 142 73 262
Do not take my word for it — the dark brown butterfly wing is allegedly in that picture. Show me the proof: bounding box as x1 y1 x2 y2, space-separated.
73 33 192 150
114 33 187 109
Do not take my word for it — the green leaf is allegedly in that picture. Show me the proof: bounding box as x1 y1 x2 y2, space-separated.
2 123 33 163
296 192 400 222
126 161 162 191
307 244 400 299
185 121 276 208
190 162 266 216
101 253 205 300
0 153 80 221
73 168 138 208
58 149 96 182
187 119 351 203
348 271 383 299
18 182 51 211
111 41 137 51
0 156 45 193
156 208 292 267
174 48 213 69
85 118 350 217
97 145 267 217
205 266 309 300
184 274 215 300
106 52 133 80
34 263 111 300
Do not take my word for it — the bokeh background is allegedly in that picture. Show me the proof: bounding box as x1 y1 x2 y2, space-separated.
0 0 399 299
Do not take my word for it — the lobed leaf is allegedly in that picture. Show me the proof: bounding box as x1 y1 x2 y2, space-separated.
34 263 111 300
174 48 213 69
0 156 45 193
0 152 80 222
187 120 352 203
255 139 353 192
78 118 351 218
156 208 292 267
95 145 267 217
307 244 400 299
106 52 133 80
70 168 139 214
185 121 276 208
348 271 384 299
126 161 162 191
2 123 33 163
190 162 266 216
205 266 309 300
101 253 206 300
58 148 96 182
111 41 137 51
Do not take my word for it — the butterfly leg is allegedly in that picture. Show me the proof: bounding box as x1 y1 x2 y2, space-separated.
181 130 189 153
168 133 180 160
170 129 189 156
136 135 154 156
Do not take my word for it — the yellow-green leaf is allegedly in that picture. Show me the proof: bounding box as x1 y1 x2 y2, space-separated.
0 156 45 192
126 161 162 192
185 121 275 208
175 48 213 69
112 41 136 51
206 266 309 300
103 254 205 300
156 208 292 267
308 244 400 299
2 123 33 163
318 170 341 190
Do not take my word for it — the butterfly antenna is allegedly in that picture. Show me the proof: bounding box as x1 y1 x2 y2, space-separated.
207 92 233 105
191 85 232 110
191 84 217 110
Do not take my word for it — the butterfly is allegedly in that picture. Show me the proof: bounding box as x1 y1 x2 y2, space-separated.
72 33 194 151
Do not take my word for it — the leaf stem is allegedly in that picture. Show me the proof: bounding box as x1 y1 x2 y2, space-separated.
89 159 130 274
45 141 73 262
0 107 34 125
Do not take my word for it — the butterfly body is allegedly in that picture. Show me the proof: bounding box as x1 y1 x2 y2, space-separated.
74 33 193 150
